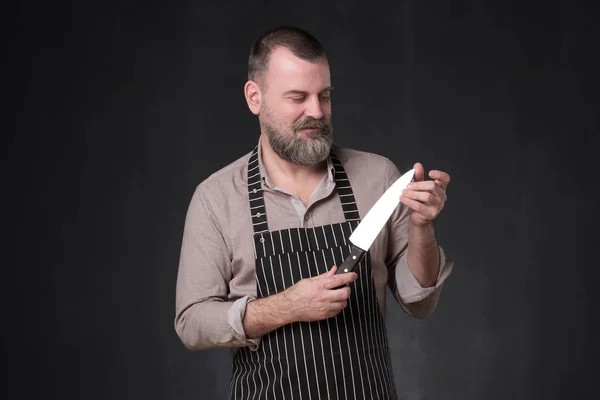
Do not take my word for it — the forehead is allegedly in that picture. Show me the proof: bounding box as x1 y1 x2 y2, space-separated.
264 46 331 92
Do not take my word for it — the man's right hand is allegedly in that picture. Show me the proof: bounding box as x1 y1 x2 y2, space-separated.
281 265 358 322
243 265 358 339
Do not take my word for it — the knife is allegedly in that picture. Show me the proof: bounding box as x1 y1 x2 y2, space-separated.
335 168 415 275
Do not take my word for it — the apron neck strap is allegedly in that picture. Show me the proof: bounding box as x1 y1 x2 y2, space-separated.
329 150 360 222
246 146 360 235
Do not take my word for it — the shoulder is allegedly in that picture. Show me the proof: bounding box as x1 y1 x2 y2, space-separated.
332 145 402 183
189 149 254 214
331 145 409 219
197 149 252 191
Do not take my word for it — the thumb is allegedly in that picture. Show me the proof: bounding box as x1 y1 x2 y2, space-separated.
314 265 337 280
325 265 338 276
413 162 425 182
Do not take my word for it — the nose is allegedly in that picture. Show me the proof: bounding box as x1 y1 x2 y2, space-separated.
305 96 324 120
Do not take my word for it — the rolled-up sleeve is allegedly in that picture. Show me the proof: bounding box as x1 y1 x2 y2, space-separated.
228 296 261 351
394 245 454 303
174 184 260 351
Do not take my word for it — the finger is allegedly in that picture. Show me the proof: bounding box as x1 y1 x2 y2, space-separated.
399 194 427 214
401 189 442 206
401 194 443 217
406 180 438 192
324 272 358 289
407 180 447 200
400 195 440 220
413 162 424 182
329 300 348 311
317 265 337 278
428 170 450 189
433 180 446 192
405 182 446 202
327 286 352 301
404 185 446 202
324 305 346 319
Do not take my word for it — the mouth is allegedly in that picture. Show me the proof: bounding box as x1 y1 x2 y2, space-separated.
297 128 320 133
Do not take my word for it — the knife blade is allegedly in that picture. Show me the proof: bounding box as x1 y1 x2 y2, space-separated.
335 168 415 275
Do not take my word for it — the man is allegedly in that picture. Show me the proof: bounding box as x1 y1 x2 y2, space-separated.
175 26 455 400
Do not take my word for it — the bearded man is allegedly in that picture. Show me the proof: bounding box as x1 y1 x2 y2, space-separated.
174 25 455 400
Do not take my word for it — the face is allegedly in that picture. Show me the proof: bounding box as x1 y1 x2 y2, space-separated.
256 47 333 166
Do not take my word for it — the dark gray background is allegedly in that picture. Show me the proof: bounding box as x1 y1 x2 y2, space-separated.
6 0 599 399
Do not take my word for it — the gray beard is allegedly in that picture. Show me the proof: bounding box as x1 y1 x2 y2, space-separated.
265 119 333 166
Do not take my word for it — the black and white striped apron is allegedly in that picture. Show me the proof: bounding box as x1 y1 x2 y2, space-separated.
227 146 397 400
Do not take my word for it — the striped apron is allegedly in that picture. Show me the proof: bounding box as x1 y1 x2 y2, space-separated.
227 147 397 400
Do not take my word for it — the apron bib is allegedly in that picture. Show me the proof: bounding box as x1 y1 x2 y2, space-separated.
227 147 397 400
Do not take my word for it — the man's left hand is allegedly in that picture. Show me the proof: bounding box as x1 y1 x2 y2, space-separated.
400 162 450 227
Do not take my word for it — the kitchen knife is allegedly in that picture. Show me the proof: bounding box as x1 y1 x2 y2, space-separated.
335 168 415 275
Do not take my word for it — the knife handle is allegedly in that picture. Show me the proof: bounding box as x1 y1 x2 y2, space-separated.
335 246 366 275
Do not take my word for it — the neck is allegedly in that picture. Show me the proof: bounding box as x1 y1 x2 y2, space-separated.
260 133 328 187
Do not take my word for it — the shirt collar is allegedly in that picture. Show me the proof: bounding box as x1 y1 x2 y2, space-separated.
256 135 335 189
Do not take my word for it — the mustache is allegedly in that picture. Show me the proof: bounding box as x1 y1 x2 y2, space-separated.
293 117 331 132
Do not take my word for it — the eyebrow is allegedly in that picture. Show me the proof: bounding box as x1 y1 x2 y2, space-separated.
282 87 334 96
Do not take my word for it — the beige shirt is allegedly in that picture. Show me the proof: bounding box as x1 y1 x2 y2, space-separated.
174 138 454 352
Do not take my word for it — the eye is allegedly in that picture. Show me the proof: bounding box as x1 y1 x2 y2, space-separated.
291 96 305 102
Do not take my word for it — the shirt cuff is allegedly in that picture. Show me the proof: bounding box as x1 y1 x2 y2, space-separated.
227 295 262 351
394 246 454 304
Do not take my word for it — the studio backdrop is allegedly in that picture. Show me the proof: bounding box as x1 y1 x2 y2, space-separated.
7 0 598 399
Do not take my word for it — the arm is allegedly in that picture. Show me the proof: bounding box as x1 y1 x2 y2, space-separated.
407 223 440 287
400 221 453 318
384 160 455 318
242 294 293 338
174 185 359 349
174 184 260 351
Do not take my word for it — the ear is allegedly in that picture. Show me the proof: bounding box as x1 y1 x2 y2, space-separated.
244 80 261 115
